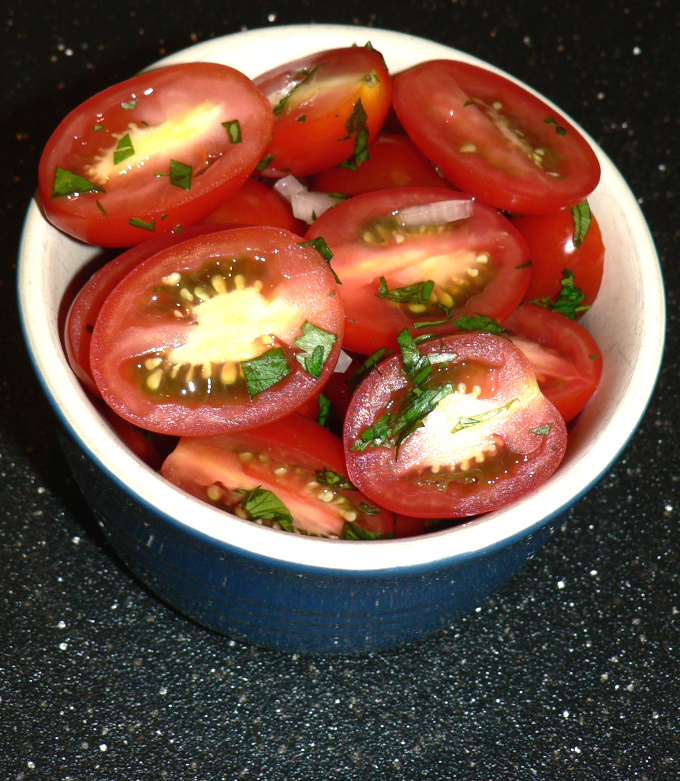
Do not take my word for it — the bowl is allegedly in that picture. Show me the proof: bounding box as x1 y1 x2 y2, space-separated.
17 24 665 654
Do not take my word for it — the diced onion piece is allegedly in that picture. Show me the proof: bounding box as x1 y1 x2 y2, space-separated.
397 198 474 227
334 350 353 374
291 191 338 224
272 174 307 202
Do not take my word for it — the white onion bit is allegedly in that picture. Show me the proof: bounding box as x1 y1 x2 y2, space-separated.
291 191 338 224
397 198 474 227
272 174 307 202
333 350 353 374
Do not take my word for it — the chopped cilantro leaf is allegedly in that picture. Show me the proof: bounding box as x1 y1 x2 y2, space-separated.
241 347 290 398
239 486 293 531
294 321 337 378
51 167 103 199
571 200 592 249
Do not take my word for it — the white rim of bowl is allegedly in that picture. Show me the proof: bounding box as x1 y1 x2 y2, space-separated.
18 24 666 572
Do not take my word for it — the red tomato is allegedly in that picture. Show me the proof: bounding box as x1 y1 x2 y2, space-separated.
38 63 274 247
65 225 219 395
99 401 177 471
202 175 306 234
392 60 601 214
502 302 603 423
511 205 605 308
310 133 452 195
344 331 567 518
161 414 397 539
90 227 344 436
304 187 532 354
253 47 392 178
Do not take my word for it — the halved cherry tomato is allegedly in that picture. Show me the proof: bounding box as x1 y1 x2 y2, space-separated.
253 47 392 178
161 413 397 539
511 203 605 308
38 62 274 246
304 187 532 354
392 60 601 214
65 225 219 395
502 302 602 423
344 331 567 518
310 133 452 195
90 227 344 436
202 175 306 234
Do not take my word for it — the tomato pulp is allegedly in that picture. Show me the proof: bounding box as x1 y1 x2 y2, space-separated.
90 227 344 436
39 63 274 246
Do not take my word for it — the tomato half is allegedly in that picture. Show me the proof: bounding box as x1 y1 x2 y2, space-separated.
304 187 532 354
310 133 452 195
344 331 567 518
392 60 601 215
161 414 397 539
65 224 219 395
90 227 344 436
511 204 605 309
253 47 392 178
502 302 602 423
38 63 274 246
201 175 307 234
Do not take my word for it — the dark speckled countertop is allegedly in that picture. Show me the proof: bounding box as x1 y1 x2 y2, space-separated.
1 1 678 778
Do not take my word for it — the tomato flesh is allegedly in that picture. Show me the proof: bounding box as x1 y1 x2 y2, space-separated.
90 227 344 436
254 47 392 177
344 332 567 518
392 60 601 215
38 63 274 246
161 414 396 538
305 187 531 354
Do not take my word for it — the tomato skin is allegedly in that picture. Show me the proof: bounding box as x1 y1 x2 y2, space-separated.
161 414 397 538
65 225 219 395
392 60 601 215
310 133 452 195
38 63 274 247
305 187 532 355
510 208 605 308
344 332 567 518
202 175 307 235
253 47 392 178
90 227 344 436
502 302 603 423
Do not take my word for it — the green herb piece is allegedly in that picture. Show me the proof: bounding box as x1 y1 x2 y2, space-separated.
113 133 135 166
51 167 103 199
347 347 392 391
339 98 370 171
298 237 341 284
93 124 105 132
341 522 390 540
316 393 333 428
239 486 293 531
129 217 155 231
273 64 324 117
452 313 508 334
222 119 242 144
121 99 138 110
95 200 107 216
357 501 381 516
169 159 192 190
531 423 552 436
297 114 307 122
256 153 275 171
450 400 517 435
377 277 453 329
544 116 567 135
294 321 337 378
315 467 355 491
571 200 592 249
240 347 290 398
531 268 589 319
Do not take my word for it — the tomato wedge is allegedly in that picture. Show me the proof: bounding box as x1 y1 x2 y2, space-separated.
502 302 603 423
161 414 397 539
90 227 344 436
65 224 219 395
38 62 274 246
344 331 567 518
310 133 452 195
392 60 601 214
253 46 392 178
511 202 605 309
304 187 532 354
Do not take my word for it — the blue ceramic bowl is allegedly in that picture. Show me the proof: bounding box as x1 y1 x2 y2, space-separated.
18 25 665 654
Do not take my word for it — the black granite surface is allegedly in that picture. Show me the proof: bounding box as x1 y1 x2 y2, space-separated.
1 1 678 778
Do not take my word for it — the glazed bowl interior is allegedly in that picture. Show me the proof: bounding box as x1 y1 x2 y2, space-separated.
18 25 665 574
